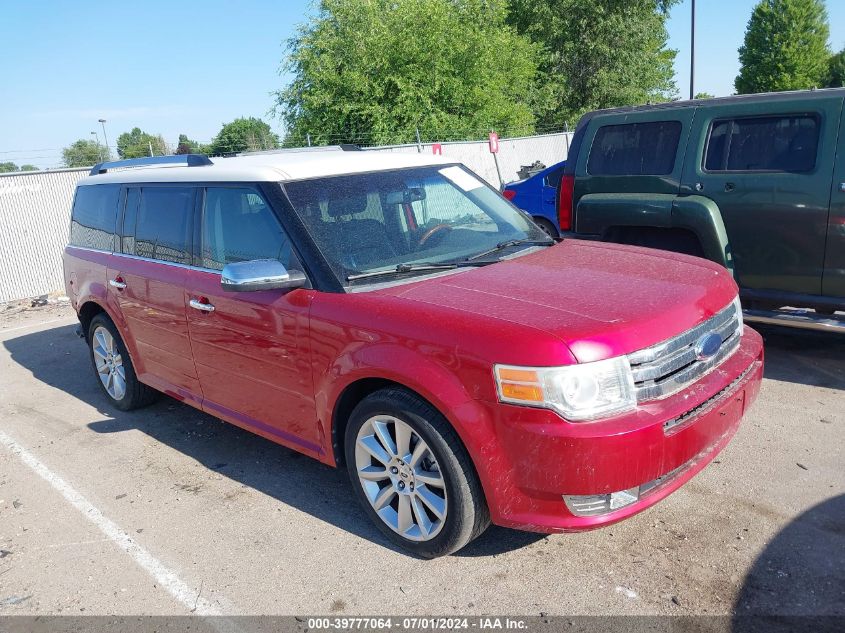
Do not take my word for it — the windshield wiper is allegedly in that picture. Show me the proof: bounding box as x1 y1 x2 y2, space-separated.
346 261 490 282
465 238 554 262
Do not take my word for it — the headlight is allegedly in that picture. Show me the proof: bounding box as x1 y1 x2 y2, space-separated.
733 295 744 338
494 357 636 421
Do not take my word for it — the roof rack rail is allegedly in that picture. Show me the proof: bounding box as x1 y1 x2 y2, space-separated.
89 154 212 176
235 144 362 157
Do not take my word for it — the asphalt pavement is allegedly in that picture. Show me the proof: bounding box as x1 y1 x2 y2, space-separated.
0 303 842 617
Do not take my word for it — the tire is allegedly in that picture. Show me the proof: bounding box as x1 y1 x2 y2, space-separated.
532 217 559 238
87 313 158 411
344 387 490 558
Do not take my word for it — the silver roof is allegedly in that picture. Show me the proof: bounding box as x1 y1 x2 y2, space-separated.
78 150 454 186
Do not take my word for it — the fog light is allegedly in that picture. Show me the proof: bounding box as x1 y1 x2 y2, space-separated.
563 461 692 517
564 487 640 517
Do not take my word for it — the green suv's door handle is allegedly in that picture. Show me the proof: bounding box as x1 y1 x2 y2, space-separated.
724 182 736 192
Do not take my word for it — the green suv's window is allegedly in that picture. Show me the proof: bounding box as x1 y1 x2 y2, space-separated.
587 121 682 176
704 115 819 173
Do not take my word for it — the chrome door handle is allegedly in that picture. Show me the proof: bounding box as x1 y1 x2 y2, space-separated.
109 278 127 290
189 298 215 312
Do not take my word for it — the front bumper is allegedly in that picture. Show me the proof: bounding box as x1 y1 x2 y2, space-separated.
480 326 764 533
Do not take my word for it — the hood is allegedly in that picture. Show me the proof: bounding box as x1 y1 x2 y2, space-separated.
379 240 738 363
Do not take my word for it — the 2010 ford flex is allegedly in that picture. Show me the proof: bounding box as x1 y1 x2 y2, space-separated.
63 149 764 557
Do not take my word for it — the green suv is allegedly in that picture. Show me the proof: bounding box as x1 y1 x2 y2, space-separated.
559 89 845 331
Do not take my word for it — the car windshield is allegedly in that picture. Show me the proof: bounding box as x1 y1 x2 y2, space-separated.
282 164 551 284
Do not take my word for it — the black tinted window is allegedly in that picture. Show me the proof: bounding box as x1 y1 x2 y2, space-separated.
543 165 565 187
200 187 295 271
704 115 819 172
588 121 682 176
133 187 193 264
69 184 119 250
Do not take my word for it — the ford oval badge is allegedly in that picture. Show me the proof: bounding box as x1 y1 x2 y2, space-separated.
694 332 723 361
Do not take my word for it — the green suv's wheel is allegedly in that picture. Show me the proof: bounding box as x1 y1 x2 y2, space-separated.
345 388 489 558
87 314 158 411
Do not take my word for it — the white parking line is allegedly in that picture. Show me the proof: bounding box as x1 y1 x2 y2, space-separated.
0 317 76 336
0 428 222 616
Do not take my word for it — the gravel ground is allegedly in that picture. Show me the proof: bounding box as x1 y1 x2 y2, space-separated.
0 303 842 617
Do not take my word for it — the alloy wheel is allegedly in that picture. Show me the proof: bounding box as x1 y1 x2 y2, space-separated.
92 325 126 400
354 415 448 541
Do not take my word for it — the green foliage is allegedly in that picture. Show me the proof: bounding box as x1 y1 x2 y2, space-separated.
208 117 280 155
62 139 106 167
275 0 539 145
174 134 209 155
116 127 169 159
825 48 845 87
0 162 19 173
507 0 679 128
735 0 830 94
694 92 715 99
19 164 39 171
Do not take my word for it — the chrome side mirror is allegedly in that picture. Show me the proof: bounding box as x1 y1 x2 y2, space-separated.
220 259 307 292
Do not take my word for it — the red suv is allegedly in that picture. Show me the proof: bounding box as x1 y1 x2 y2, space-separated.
63 150 764 557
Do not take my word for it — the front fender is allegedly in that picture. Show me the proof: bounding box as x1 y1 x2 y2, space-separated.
316 342 507 498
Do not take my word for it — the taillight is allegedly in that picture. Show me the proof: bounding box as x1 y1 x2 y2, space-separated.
502 188 517 201
558 174 575 231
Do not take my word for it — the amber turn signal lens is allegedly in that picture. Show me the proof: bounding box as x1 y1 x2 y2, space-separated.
496 368 539 383
500 382 544 402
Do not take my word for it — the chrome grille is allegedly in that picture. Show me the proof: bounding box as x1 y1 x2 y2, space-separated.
628 300 742 402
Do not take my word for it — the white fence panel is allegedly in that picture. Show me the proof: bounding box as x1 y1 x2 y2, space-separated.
0 169 88 303
368 131 571 187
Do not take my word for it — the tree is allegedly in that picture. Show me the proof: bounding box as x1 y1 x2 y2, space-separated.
694 92 715 99
208 117 280 155
116 127 169 159
275 0 539 146
735 0 830 94
62 139 105 167
19 164 39 171
0 162 19 173
507 0 678 128
825 47 845 87
174 133 209 155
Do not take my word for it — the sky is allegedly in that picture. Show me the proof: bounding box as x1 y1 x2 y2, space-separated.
2 0 845 169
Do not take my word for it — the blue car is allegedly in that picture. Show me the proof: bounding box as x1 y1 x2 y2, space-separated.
502 160 566 237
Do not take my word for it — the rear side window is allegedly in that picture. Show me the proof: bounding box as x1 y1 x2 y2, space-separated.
587 121 682 176
69 184 120 250
543 165 565 187
120 187 140 255
132 187 194 265
704 115 819 172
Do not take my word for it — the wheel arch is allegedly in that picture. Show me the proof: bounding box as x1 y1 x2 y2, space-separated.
330 375 493 518
77 298 111 342
331 376 398 466
531 215 559 238
75 297 139 369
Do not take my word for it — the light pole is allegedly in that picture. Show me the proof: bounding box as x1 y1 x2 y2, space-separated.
690 0 696 100
90 131 104 161
98 119 110 160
